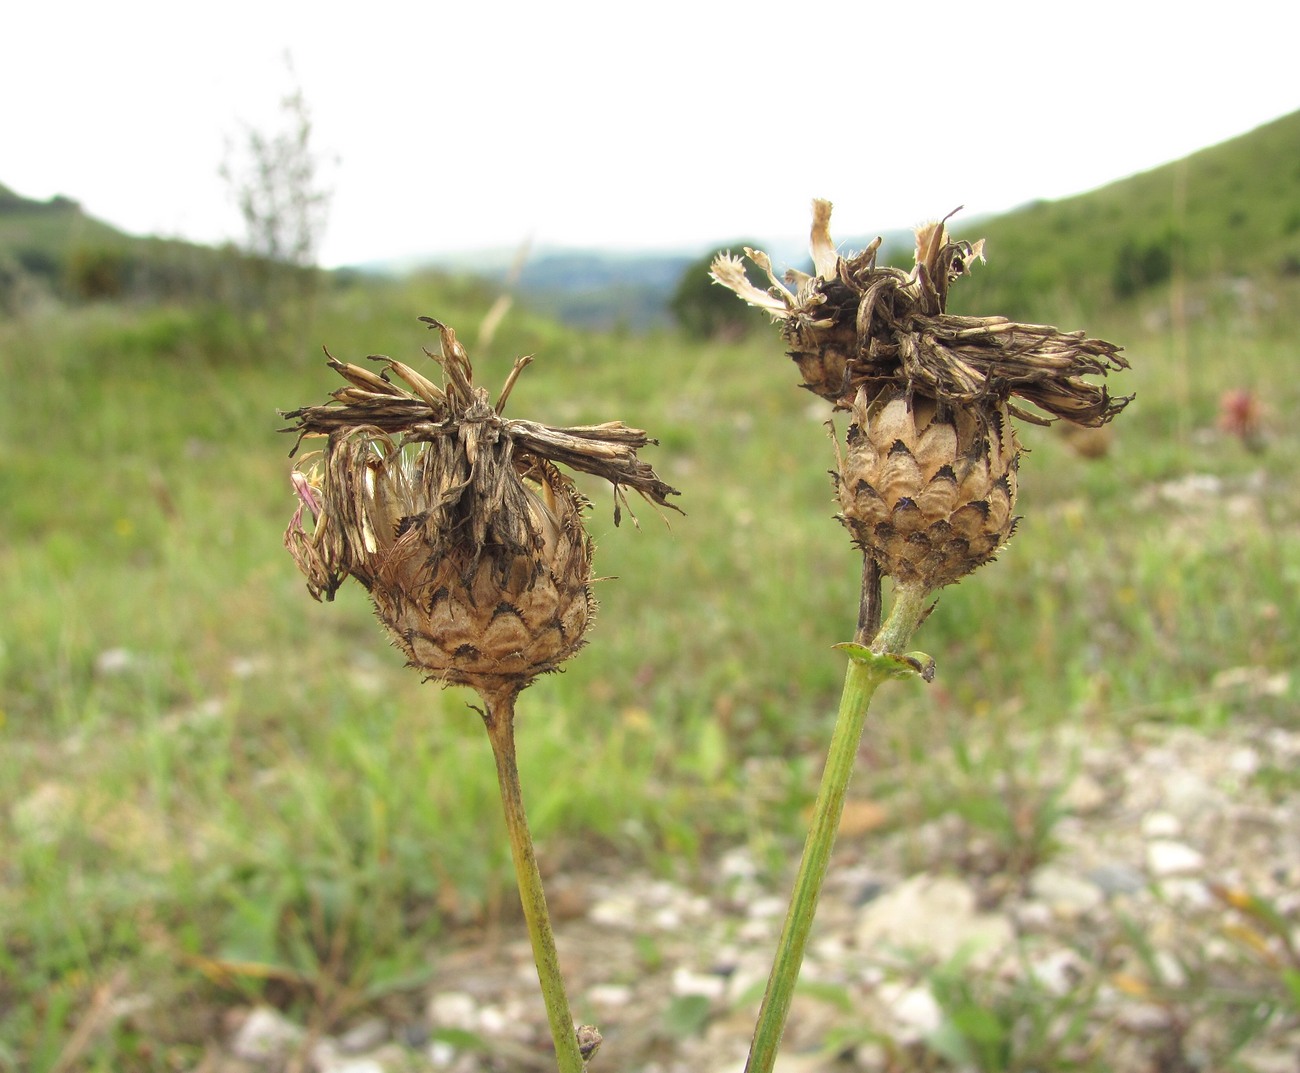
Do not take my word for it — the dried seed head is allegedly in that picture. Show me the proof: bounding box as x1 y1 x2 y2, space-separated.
716 200 1131 593
835 386 1020 593
282 318 680 695
711 200 1132 427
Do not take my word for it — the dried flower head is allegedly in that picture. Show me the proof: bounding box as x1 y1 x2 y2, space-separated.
282 317 680 696
713 201 1131 594
711 200 1131 424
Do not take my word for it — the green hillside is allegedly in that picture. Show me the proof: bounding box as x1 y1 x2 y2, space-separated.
0 184 130 283
0 182 128 253
0 183 236 306
947 109 1300 320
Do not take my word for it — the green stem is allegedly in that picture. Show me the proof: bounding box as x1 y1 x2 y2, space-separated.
870 582 930 657
481 689 586 1073
744 580 930 1073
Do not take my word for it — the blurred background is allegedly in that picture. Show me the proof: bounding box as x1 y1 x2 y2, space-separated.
2 3 1298 1071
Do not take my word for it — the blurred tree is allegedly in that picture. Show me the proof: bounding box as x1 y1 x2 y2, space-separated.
66 247 134 300
220 55 334 344
670 242 769 340
1112 233 1174 297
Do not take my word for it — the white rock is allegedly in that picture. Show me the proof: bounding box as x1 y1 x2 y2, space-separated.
589 892 639 928
1027 948 1087 995
672 966 727 1000
652 906 683 929
1011 900 1055 932
94 647 138 675
228 655 265 679
1153 949 1188 989
1227 746 1260 775
1163 769 1218 818
875 981 941 1043
337 1017 388 1053
853 1040 889 1071
427 990 478 1030
588 983 634 1008
1147 840 1205 877
316 1057 385 1073
309 1040 339 1069
747 895 787 920
1087 862 1148 895
230 1006 304 1062
1159 877 1213 907
477 1005 507 1034
772 1054 839 1072
1157 473 1222 502
684 893 713 920
1061 772 1108 814
1265 728 1300 757
1029 866 1104 917
726 966 768 1005
1140 811 1182 839
720 848 759 880
811 933 850 962
855 875 1014 964
1115 1000 1172 1032
738 916 778 943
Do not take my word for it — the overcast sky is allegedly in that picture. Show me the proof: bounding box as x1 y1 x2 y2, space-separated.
6 1 1296 268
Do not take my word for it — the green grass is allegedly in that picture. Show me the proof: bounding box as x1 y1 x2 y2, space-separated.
3 232 1300 1067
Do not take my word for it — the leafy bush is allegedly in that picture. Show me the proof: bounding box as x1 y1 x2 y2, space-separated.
1112 234 1174 297
66 246 137 300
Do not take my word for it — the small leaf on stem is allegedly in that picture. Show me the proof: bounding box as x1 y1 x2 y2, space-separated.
832 642 935 682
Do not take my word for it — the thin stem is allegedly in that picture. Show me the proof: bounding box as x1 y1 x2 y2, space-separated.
743 657 882 1073
480 689 586 1073
744 580 931 1073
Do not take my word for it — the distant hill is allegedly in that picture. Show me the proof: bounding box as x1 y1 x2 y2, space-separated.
947 109 1300 321
0 182 230 306
8 108 1297 326
414 230 914 332
0 183 129 287
409 246 715 332
511 249 695 331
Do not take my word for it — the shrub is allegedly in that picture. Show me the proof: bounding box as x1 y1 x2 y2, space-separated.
670 243 768 340
66 246 135 300
1112 234 1174 297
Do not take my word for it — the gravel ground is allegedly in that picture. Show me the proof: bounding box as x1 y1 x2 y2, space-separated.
206 704 1300 1073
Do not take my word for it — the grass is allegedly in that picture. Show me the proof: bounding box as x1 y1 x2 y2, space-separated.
2 239 1300 1069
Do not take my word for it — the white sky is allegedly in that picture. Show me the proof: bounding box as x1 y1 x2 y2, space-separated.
6 1 1297 268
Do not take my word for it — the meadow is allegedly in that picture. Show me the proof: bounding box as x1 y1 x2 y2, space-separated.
2 173 1300 1068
